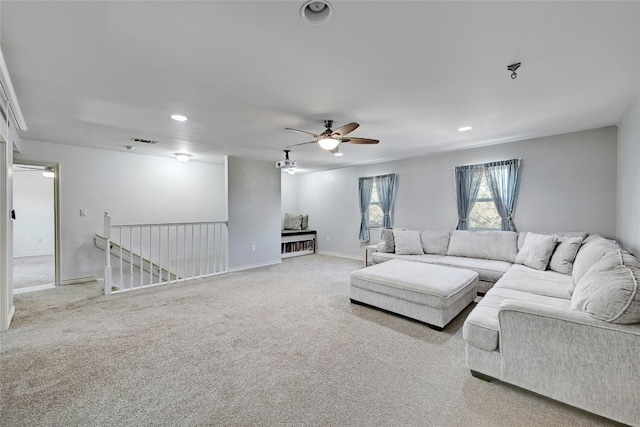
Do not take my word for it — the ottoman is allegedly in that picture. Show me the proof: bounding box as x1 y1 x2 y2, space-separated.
350 259 479 330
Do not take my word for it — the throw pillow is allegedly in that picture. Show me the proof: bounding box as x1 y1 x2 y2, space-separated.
571 249 640 324
393 230 424 255
420 230 451 255
283 213 302 230
380 229 395 253
514 233 558 271
548 236 585 275
301 214 309 230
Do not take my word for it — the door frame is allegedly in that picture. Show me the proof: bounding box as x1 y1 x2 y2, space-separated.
12 160 61 286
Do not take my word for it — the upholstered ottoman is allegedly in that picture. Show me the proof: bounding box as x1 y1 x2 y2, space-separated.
350 259 479 330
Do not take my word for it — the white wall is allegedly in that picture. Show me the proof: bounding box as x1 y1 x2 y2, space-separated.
617 95 640 255
281 173 299 228
15 140 226 282
297 127 618 258
13 169 55 257
227 156 281 270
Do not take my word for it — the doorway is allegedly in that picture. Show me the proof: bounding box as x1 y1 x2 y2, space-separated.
12 162 60 293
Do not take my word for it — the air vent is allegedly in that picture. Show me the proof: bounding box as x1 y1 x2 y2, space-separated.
131 137 159 145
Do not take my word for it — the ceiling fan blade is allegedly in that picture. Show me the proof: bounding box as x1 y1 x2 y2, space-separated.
344 137 379 144
286 140 317 148
285 127 319 138
331 122 359 137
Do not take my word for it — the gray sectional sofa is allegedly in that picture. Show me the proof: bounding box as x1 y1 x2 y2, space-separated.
371 229 640 426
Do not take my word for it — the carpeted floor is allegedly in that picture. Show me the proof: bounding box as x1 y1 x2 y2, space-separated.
12 254 55 289
0 254 617 426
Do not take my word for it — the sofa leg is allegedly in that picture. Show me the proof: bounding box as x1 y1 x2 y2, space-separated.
470 370 493 382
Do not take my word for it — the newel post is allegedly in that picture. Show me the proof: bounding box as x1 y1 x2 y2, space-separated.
103 212 112 295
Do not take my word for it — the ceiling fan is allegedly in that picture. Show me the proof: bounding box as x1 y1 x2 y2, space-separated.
285 120 379 153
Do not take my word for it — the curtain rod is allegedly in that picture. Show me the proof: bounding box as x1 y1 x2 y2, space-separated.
447 158 522 170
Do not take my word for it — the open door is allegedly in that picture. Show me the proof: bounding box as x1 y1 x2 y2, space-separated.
0 134 15 331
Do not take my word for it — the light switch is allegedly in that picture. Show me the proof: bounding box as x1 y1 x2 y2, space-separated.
80 209 87 217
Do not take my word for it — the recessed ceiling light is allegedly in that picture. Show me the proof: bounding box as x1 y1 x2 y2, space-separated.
171 114 188 122
300 0 333 26
458 126 472 132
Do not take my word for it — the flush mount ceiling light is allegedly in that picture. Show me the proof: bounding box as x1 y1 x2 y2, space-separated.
174 153 192 162
507 62 521 79
300 0 333 26
171 114 188 122
458 126 472 132
42 167 55 178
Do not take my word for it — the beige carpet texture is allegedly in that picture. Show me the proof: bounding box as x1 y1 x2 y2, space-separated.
1 255 618 426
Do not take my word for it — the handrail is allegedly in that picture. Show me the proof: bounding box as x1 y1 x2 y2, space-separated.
102 212 228 295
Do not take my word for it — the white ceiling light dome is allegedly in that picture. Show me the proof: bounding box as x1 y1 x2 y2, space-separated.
317 137 340 150
300 1 333 26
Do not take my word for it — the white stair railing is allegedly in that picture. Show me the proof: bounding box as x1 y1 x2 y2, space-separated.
100 212 228 294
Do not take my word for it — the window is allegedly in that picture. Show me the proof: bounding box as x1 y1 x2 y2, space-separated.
368 182 384 228
468 173 501 230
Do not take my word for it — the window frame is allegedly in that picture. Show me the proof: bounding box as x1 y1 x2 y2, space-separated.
468 174 501 231
367 180 383 229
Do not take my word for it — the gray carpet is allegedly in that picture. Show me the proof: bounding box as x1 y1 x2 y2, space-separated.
12 254 55 289
0 255 616 426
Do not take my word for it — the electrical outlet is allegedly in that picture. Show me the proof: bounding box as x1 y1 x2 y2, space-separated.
37 238 42 244
251 244 256 251
80 209 87 217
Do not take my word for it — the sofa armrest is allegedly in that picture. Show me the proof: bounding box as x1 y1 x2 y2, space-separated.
497 300 640 426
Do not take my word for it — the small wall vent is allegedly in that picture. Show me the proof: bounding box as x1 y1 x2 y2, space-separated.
131 137 159 145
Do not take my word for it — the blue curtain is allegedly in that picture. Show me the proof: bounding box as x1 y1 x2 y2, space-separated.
358 176 375 241
454 164 483 230
485 159 521 231
376 173 397 229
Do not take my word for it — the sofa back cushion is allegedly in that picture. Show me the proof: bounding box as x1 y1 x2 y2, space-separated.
393 230 424 255
514 233 558 270
571 248 640 324
569 236 619 294
420 230 451 255
447 230 518 263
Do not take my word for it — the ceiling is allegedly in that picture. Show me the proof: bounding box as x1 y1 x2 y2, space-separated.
1 1 638 173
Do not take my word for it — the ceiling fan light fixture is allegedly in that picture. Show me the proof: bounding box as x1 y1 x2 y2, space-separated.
318 137 340 150
300 0 333 26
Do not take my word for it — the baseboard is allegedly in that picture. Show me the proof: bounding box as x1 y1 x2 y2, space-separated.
59 275 97 285
317 250 361 261
228 259 281 273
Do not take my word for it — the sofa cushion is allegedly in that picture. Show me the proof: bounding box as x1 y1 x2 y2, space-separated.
420 230 451 255
283 213 302 230
393 230 424 255
548 235 585 274
379 229 395 253
569 236 619 294
514 233 558 271
447 230 518 263
435 256 511 283
371 252 444 264
463 287 571 351
495 264 571 299
571 249 640 324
